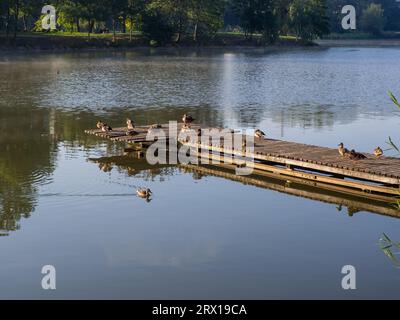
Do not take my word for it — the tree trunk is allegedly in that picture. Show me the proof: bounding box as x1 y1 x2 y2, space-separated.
193 22 198 42
76 18 80 33
112 18 116 42
13 0 19 40
22 15 27 31
122 16 126 33
129 17 133 42
88 19 94 39
6 3 10 40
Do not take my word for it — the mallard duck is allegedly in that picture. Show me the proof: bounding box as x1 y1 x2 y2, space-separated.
136 188 152 198
182 114 195 124
254 129 266 139
101 123 112 132
127 118 135 130
374 147 383 158
180 124 191 133
96 121 104 129
149 124 162 129
338 143 349 157
126 130 139 136
348 149 367 160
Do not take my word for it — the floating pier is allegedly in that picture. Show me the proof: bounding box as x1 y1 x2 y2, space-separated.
85 123 400 198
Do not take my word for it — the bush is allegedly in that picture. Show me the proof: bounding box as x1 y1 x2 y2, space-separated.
361 3 386 36
141 10 175 45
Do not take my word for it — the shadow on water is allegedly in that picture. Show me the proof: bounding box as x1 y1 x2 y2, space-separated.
0 105 57 234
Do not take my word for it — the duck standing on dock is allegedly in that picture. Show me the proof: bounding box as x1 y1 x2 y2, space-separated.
254 129 266 139
374 147 383 158
338 143 349 157
126 129 139 136
180 123 191 133
101 123 113 132
182 114 195 124
150 124 162 129
127 118 135 130
97 121 104 129
348 149 367 160
137 188 152 199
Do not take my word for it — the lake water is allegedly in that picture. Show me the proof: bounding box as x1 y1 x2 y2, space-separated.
1 47 400 299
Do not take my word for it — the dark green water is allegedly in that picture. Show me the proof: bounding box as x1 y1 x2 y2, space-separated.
1 47 400 299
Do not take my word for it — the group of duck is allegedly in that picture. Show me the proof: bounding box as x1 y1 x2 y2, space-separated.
97 114 267 140
338 143 383 160
96 119 162 136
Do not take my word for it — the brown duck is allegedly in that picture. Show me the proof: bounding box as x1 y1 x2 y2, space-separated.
374 147 383 158
127 118 135 130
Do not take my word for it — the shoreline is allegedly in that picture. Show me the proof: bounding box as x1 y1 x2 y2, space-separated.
2 35 400 52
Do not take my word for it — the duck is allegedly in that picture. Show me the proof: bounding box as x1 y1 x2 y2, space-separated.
149 123 162 129
126 129 139 136
254 129 266 139
101 123 113 132
338 143 349 157
126 118 135 130
374 147 383 158
136 188 152 198
96 121 104 129
182 114 195 124
348 149 367 160
180 123 191 133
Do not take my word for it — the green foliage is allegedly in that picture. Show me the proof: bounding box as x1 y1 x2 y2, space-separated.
289 0 329 41
141 8 175 45
378 233 400 267
232 0 280 43
11 0 400 44
361 3 386 35
387 91 400 156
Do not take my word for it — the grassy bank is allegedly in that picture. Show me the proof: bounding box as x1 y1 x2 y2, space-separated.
0 31 307 51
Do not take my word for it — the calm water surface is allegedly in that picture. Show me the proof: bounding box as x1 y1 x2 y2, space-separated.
1 47 400 299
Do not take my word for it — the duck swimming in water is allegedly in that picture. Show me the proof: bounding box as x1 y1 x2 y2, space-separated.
182 114 195 124
127 118 135 130
254 129 266 139
136 188 152 199
374 147 383 158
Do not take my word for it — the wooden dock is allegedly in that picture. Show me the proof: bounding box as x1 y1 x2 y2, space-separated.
85 123 400 198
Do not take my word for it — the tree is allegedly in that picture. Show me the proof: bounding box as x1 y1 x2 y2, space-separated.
188 0 226 41
289 0 329 42
232 0 280 43
361 3 386 35
108 0 128 42
126 0 145 41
